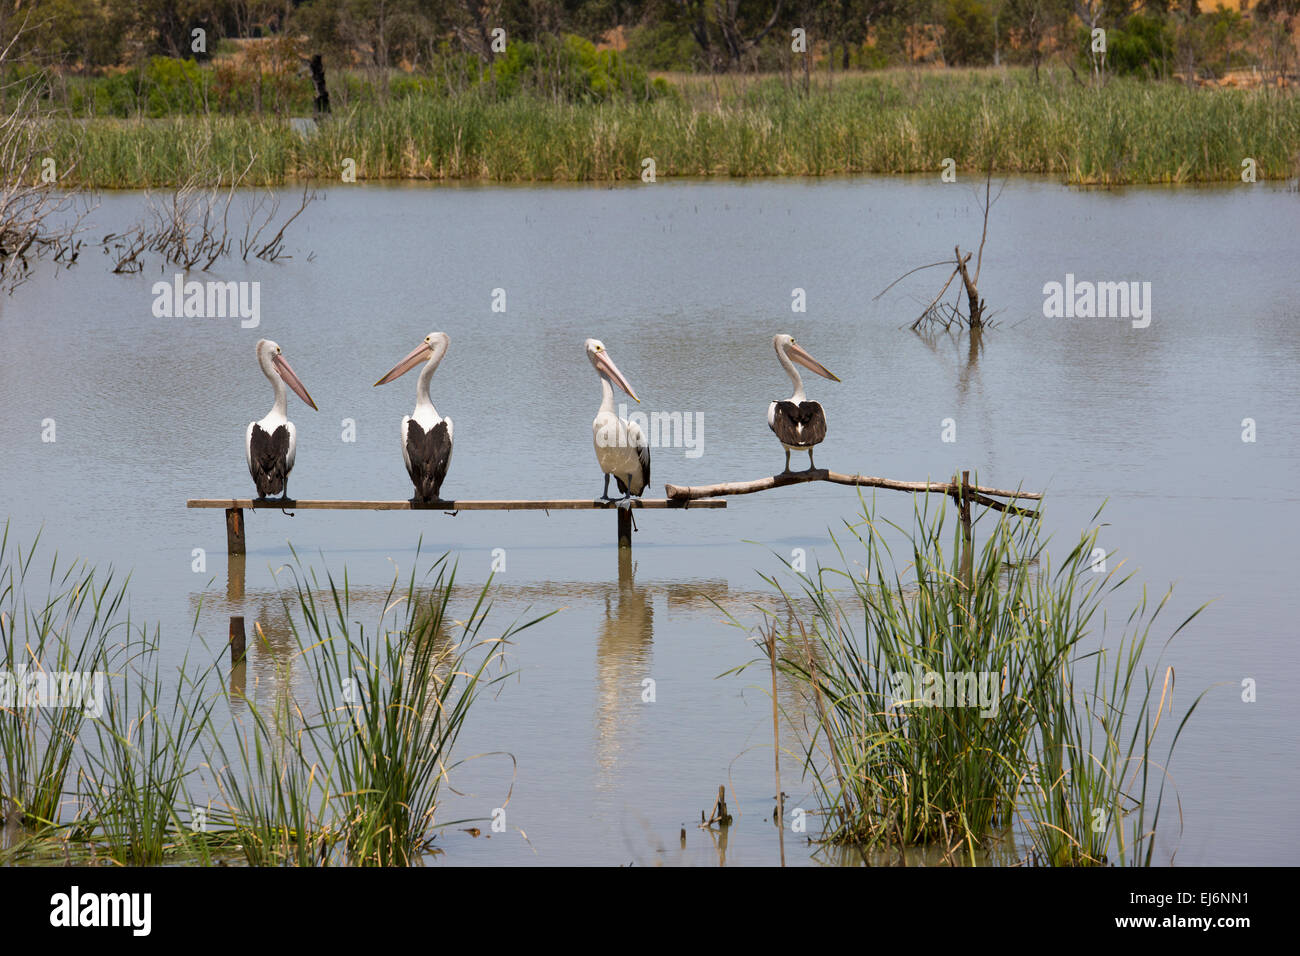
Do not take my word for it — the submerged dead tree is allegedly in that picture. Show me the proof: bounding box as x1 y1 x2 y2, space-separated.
0 25 90 292
308 54 330 115
103 166 318 274
878 171 1004 332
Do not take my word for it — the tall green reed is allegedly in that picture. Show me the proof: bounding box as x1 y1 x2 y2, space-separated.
2 523 544 866
752 494 1206 864
44 70 1300 187
206 547 549 866
76 630 218 864
0 522 121 829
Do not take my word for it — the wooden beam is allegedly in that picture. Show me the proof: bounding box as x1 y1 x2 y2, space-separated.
189 498 726 511
664 470 1040 513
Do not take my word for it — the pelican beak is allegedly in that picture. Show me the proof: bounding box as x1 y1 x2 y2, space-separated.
595 350 640 403
374 341 433 387
788 341 841 382
272 352 318 410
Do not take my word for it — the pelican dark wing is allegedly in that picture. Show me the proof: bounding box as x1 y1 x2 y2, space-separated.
249 424 292 498
613 424 651 497
405 418 453 502
770 400 827 448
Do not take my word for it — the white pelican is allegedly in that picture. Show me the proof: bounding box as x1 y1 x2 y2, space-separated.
246 339 317 499
768 333 840 472
374 332 453 503
586 338 649 503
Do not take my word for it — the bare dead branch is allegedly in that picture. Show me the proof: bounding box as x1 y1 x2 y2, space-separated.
665 469 1042 512
874 259 958 301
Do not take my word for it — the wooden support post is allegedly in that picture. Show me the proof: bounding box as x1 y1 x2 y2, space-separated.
617 507 632 550
617 542 633 583
227 553 245 603
225 507 245 556
229 615 246 665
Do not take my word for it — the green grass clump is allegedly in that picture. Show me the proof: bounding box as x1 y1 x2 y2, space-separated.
208 549 548 866
755 494 1207 865
0 523 544 866
0 522 121 830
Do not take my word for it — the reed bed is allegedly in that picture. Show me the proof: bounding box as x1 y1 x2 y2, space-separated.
0 523 121 832
752 495 1207 865
0 523 544 866
44 71 1300 188
206 550 547 866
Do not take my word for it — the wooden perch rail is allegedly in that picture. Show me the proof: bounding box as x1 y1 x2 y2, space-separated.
188 498 725 511
664 470 1041 517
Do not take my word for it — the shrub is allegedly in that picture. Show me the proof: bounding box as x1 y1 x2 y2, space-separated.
488 34 660 102
1109 14 1175 78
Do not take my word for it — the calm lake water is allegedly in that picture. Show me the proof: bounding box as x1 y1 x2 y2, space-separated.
2 178 1297 865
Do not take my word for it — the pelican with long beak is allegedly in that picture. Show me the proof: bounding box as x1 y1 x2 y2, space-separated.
374 332 453 503
246 338 317 500
768 333 841 473
586 338 649 504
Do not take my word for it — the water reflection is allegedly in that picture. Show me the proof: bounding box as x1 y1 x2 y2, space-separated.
808 828 1023 867
699 817 730 866
594 552 653 779
915 326 984 400
192 559 1064 867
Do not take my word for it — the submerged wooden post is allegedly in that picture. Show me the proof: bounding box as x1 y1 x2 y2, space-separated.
229 615 246 665
225 508 245 556
617 507 632 550
227 553 246 603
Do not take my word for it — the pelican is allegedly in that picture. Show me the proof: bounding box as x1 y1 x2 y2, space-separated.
768 333 841 472
374 332 453 503
246 339 317 499
586 338 649 503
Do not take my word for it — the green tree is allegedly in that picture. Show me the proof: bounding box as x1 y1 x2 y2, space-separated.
670 0 787 70
941 0 995 65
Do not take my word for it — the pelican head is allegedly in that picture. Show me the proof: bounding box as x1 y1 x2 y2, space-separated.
774 333 841 382
585 338 640 403
374 331 450 387
257 338 318 409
